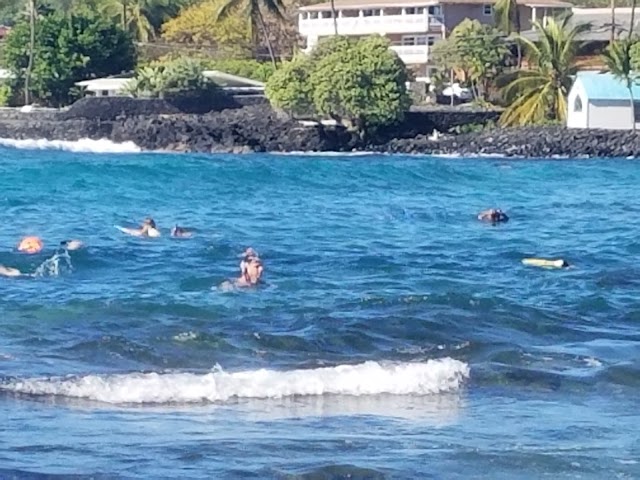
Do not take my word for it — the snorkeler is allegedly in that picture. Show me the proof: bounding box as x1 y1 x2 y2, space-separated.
117 218 161 237
235 255 263 287
171 225 194 238
477 208 509 223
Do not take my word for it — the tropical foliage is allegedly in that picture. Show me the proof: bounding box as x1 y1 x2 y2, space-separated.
266 35 410 134
3 11 136 106
215 0 286 66
431 19 511 101
161 0 250 54
493 0 522 65
603 39 636 130
124 57 217 97
499 15 590 126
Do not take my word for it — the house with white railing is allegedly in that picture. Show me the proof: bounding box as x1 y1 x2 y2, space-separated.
298 0 572 81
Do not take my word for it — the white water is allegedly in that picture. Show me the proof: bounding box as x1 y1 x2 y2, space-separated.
1 359 469 405
0 137 141 153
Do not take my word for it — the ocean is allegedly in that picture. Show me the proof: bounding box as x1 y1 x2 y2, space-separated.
0 140 639 479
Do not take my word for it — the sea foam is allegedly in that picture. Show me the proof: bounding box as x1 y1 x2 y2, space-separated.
0 137 141 153
1 359 469 405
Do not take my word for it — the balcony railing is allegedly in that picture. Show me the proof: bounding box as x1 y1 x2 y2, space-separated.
299 13 444 37
390 44 431 64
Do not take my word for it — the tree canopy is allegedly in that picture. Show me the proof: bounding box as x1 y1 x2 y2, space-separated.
266 35 410 134
3 11 136 106
431 19 511 101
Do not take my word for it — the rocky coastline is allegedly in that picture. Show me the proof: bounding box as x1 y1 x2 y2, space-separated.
0 100 637 158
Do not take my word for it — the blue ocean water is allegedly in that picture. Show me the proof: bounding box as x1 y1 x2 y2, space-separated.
1 142 640 479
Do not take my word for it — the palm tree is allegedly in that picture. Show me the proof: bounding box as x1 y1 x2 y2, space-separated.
494 0 522 67
630 0 636 38
602 39 636 131
25 0 36 106
216 0 286 67
100 0 172 42
330 0 338 35
500 14 590 126
611 0 616 44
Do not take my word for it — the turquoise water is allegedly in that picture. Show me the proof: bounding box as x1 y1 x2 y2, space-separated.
1 145 640 479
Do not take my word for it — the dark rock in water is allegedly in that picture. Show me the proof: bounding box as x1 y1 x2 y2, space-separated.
1 99 640 158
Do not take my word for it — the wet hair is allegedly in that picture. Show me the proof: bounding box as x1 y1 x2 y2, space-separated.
144 218 156 229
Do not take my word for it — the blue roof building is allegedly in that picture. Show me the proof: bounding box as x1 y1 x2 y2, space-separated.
567 71 640 130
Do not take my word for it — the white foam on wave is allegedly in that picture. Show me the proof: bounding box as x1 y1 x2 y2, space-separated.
1 359 469 405
0 137 141 153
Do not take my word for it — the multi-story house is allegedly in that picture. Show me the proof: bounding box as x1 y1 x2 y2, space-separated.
298 0 571 80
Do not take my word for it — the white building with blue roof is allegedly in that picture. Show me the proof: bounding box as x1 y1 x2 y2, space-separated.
567 71 640 130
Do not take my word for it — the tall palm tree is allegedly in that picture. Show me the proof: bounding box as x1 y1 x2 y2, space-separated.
630 0 636 38
331 0 338 35
216 0 286 67
100 0 172 41
500 14 590 126
611 0 616 44
602 39 636 130
25 0 36 106
494 0 522 67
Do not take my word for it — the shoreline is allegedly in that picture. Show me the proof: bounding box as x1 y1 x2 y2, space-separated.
0 103 637 158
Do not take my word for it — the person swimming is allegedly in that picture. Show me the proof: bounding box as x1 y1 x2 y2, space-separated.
59 240 84 251
239 248 259 273
171 225 193 238
117 218 161 237
235 255 264 287
477 208 509 223
0 265 26 277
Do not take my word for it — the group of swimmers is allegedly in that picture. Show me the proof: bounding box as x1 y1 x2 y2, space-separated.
0 217 265 287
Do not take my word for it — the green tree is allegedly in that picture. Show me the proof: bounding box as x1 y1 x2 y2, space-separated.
264 55 313 116
3 11 136 106
494 0 522 66
287 35 411 135
161 0 250 55
500 15 590 126
431 19 510 101
100 0 190 42
216 0 286 67
604 39 636 130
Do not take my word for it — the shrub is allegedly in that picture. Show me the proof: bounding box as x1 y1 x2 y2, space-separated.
266 35 411 135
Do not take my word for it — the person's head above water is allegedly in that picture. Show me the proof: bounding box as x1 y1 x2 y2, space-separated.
60 239 84 251
240 255 263 286
171 225 193 238
478 208 509 223
143 218 156 229
17 236 44 254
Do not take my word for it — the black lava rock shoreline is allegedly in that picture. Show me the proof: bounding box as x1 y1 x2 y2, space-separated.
0 103 637 158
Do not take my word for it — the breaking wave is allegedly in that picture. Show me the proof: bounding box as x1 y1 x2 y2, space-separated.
0 359 469 405
0 137 141 153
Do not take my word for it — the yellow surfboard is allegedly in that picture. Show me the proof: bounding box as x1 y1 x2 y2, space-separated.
522 258 569 269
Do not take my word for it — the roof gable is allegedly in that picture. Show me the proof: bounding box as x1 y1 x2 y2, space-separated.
575 71 640 101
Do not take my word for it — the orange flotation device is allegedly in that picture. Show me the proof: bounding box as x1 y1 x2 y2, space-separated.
17 236 43 254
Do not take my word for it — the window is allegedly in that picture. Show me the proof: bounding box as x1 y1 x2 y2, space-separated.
427 36 436 46
320 11 334 18
428 5 442 15
405 7 416 14
309 11 319 19
363 9 382 16
483 4 493 15
634 101 640 122
101 90 109 97
573 96 583 113
402 35 429 46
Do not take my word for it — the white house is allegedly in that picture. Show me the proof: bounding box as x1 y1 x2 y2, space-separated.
298 0 571 81
75 71 265 97
567 71 640 130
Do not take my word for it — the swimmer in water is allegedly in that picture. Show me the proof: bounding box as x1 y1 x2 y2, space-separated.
477 208 509 224
171 225 194 238
0 265 26 277
59 240 84 251
235 255 263 287
239 247 259 273
118 218 161 237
